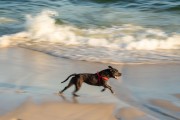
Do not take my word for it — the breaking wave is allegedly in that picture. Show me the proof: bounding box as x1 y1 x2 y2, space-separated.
0 10 180 64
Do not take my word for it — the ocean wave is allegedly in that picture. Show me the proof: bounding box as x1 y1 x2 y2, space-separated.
0 10 180 64
71 0 119 4
1 10 180 50
24 10 180 50
71 0 180 13
165 5 180 12
138 2 180 13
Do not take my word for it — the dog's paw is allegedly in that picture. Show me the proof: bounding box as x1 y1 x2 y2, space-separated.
73 94 80 97
58 91 63 96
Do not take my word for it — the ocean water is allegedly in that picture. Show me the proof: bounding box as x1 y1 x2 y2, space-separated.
0 0 180 64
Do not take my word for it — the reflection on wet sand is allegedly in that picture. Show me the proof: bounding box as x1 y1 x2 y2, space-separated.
59 94 79 103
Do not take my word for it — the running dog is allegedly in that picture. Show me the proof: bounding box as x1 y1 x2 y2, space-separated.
59 66 122 96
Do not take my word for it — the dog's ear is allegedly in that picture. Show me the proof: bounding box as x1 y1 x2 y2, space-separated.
108 66 113 69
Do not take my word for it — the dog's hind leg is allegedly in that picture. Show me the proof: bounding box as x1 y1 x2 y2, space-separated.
72 80 82 97
72 85 80 97
59 82 73 95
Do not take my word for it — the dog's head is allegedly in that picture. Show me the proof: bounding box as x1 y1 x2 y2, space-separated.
108 66 122 79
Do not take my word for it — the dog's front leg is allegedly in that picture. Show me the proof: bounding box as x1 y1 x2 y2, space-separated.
103 83 115 94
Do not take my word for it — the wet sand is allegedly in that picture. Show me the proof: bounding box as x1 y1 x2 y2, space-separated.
0 47 137 120
174 93 180 99
150 99 180 112
0 47 180 120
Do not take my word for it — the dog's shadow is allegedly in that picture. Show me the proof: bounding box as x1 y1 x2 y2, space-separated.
58 94 79 103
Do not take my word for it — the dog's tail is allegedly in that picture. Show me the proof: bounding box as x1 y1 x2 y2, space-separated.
61 73 77 83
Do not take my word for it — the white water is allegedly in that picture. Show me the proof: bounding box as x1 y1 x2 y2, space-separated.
0 10 180 64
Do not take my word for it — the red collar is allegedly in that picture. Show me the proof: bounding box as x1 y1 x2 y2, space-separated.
96 72 109 81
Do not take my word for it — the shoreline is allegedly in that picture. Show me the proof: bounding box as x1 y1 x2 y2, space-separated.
18 45 180 65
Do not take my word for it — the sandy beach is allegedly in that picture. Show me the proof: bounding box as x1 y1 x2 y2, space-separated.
0 47 179 120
